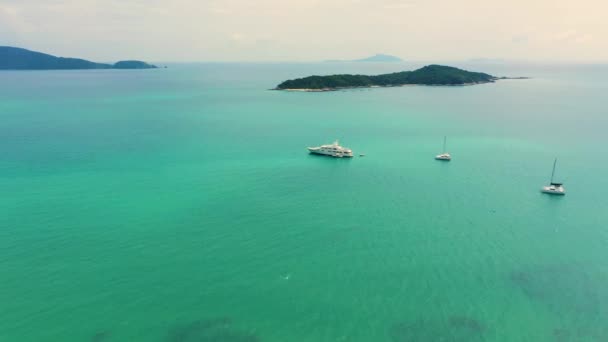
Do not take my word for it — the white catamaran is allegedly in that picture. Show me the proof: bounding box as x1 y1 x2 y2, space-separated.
541 158 565 195
435 136 451 161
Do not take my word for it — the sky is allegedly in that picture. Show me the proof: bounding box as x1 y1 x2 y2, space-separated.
0 0 606 62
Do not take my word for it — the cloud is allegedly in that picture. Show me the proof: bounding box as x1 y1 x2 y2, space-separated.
553 30 593 44
511 34 529 44
210 7 230 15
230 33 246 42
0 5 27 31
554 30 578 41
0 4 32 45
382 1 417 10
0 0 606 61
574 34 593 44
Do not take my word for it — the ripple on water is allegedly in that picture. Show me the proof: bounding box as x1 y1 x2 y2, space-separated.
510 264 607 316
389 315 486 342
511 263 608 341
91 331 110 342
166 317 259 342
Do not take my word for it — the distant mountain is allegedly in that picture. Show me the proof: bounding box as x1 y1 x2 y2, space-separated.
276 65 499 91
0 46 157 70
353 54 403 62
325 54 403 63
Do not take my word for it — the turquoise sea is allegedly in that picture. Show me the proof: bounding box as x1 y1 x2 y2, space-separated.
1 62 607 341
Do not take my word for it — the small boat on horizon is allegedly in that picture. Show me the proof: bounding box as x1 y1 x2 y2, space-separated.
435 136 451 161
308 140 353 158
541 158 565 195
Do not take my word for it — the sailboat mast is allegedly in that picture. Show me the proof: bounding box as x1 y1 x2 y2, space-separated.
550 158 557 183
443 136 447 153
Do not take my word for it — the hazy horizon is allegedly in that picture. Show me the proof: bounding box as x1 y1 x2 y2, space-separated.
1 0 607 63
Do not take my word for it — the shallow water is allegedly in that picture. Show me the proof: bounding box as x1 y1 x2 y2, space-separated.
1 62 607 341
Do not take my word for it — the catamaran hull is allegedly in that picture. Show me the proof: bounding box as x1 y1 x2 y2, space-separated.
541 187 565 195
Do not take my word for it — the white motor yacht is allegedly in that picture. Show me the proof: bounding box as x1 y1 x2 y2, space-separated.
308 140 353 158
541 158 565 195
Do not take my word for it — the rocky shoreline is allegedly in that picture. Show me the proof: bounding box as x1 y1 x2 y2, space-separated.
274 81 494 92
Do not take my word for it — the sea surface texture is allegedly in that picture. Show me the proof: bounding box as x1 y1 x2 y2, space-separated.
1 62 607 341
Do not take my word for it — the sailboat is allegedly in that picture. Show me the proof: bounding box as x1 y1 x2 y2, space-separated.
541 158 565 195
435 136 451 161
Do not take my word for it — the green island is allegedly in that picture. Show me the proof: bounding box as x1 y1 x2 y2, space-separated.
0 46 157 70
275 64 518 91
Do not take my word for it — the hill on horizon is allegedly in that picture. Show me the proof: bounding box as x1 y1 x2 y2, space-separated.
0 46 157 70
325 53 403 63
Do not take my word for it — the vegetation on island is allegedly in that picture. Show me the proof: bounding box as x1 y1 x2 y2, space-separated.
276 65 497 90
0 46 157 70
112 60 157 69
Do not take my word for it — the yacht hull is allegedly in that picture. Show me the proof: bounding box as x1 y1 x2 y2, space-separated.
308 149 353 158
